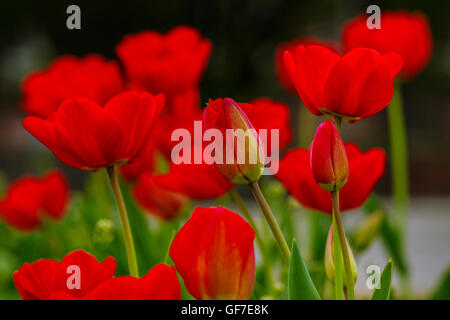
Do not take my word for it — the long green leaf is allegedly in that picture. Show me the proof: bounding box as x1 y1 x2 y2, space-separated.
372 258 393 300
288 239 321 300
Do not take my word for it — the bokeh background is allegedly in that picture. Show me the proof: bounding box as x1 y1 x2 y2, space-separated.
0 0 448 297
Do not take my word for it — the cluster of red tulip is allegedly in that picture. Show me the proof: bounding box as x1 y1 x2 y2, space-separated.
0 10 432 300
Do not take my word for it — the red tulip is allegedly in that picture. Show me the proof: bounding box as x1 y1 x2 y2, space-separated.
116 26 212 96
203 98 265 184
0 170 69 231
275 143 385 214
283 45 403 122
23 92 164 171
81 263 181 300
309 120 348 192
21 55 124 118
133 172 187 220
246 98 293 153
14 250 116 299
154 145 234 200
170 206 255 300
14 250 180 300
275 37 337 93
342 10 432 78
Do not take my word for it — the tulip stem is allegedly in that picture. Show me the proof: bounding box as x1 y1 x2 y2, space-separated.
229 188 274 292
331 191 355 300
250 181 291 263
387 81 409 233
106 165 139 278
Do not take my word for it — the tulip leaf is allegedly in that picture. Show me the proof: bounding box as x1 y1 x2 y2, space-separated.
430 265 450 300
288 239 321 300
371 258 393 300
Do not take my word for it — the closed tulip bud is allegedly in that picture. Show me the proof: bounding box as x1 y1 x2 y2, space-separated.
203 98 265 184
325 225 358 287
170 206 255 300
309 120 348 192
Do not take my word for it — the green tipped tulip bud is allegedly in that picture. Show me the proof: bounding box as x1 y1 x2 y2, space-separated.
203 98 265 184
325 225 358 287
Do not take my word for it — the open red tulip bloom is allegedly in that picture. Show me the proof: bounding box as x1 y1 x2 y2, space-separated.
14 250 180 300
23 92 164 171
342 10 432 79
283 45 403 122
170 206 255 300
116 26 212 96
275 37 337 93
0 170 69 231
22 55 124 119
276 143 386 214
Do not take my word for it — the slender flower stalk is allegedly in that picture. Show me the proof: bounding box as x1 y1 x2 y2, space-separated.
106 165 139 277
229 188 274 289
250 181 291 263
388 81 409 230
331 191 355 300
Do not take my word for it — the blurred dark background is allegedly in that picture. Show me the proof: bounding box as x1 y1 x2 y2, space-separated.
0 0 449 195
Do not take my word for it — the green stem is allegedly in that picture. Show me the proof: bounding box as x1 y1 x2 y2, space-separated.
106 165 139 277
387 81 409 231
249 181 291 263
229 188 274 292
331 191 355 300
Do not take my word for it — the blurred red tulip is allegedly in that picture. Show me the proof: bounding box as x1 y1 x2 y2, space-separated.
133 172 187 220
275 143 385 214
81 263 181 300
22 55 124 119
23 92 164 171
14 250 116 299
284 45 403 122
247 98 293 153
342 10 432 79
14 250 180 300
0 170 69 231
154 145 234 200
170 206 255 300
203 98 265 184
116 26 212 96
275 37 337 93
309 120 348 192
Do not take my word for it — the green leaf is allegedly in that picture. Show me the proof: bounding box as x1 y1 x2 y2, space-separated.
430 265 450 300
288 239 321 300
372 258 393 300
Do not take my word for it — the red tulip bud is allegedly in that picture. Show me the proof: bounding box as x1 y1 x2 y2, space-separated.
203 98 264 184
309 120 348 192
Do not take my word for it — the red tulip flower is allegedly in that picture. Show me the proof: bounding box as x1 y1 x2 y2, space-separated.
275 143 386 214
154 145 234 200
116 26 212 96
14 250 181 300
0 170 69 231
247 98 293 153
309 120 348 192
275 37 337 93
22 55 124 118
82 263 181 300
170 206 255 300
133 172 187 220
283 45 403 122
342 10 432 79
23 92 164 171
203 98 265 184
